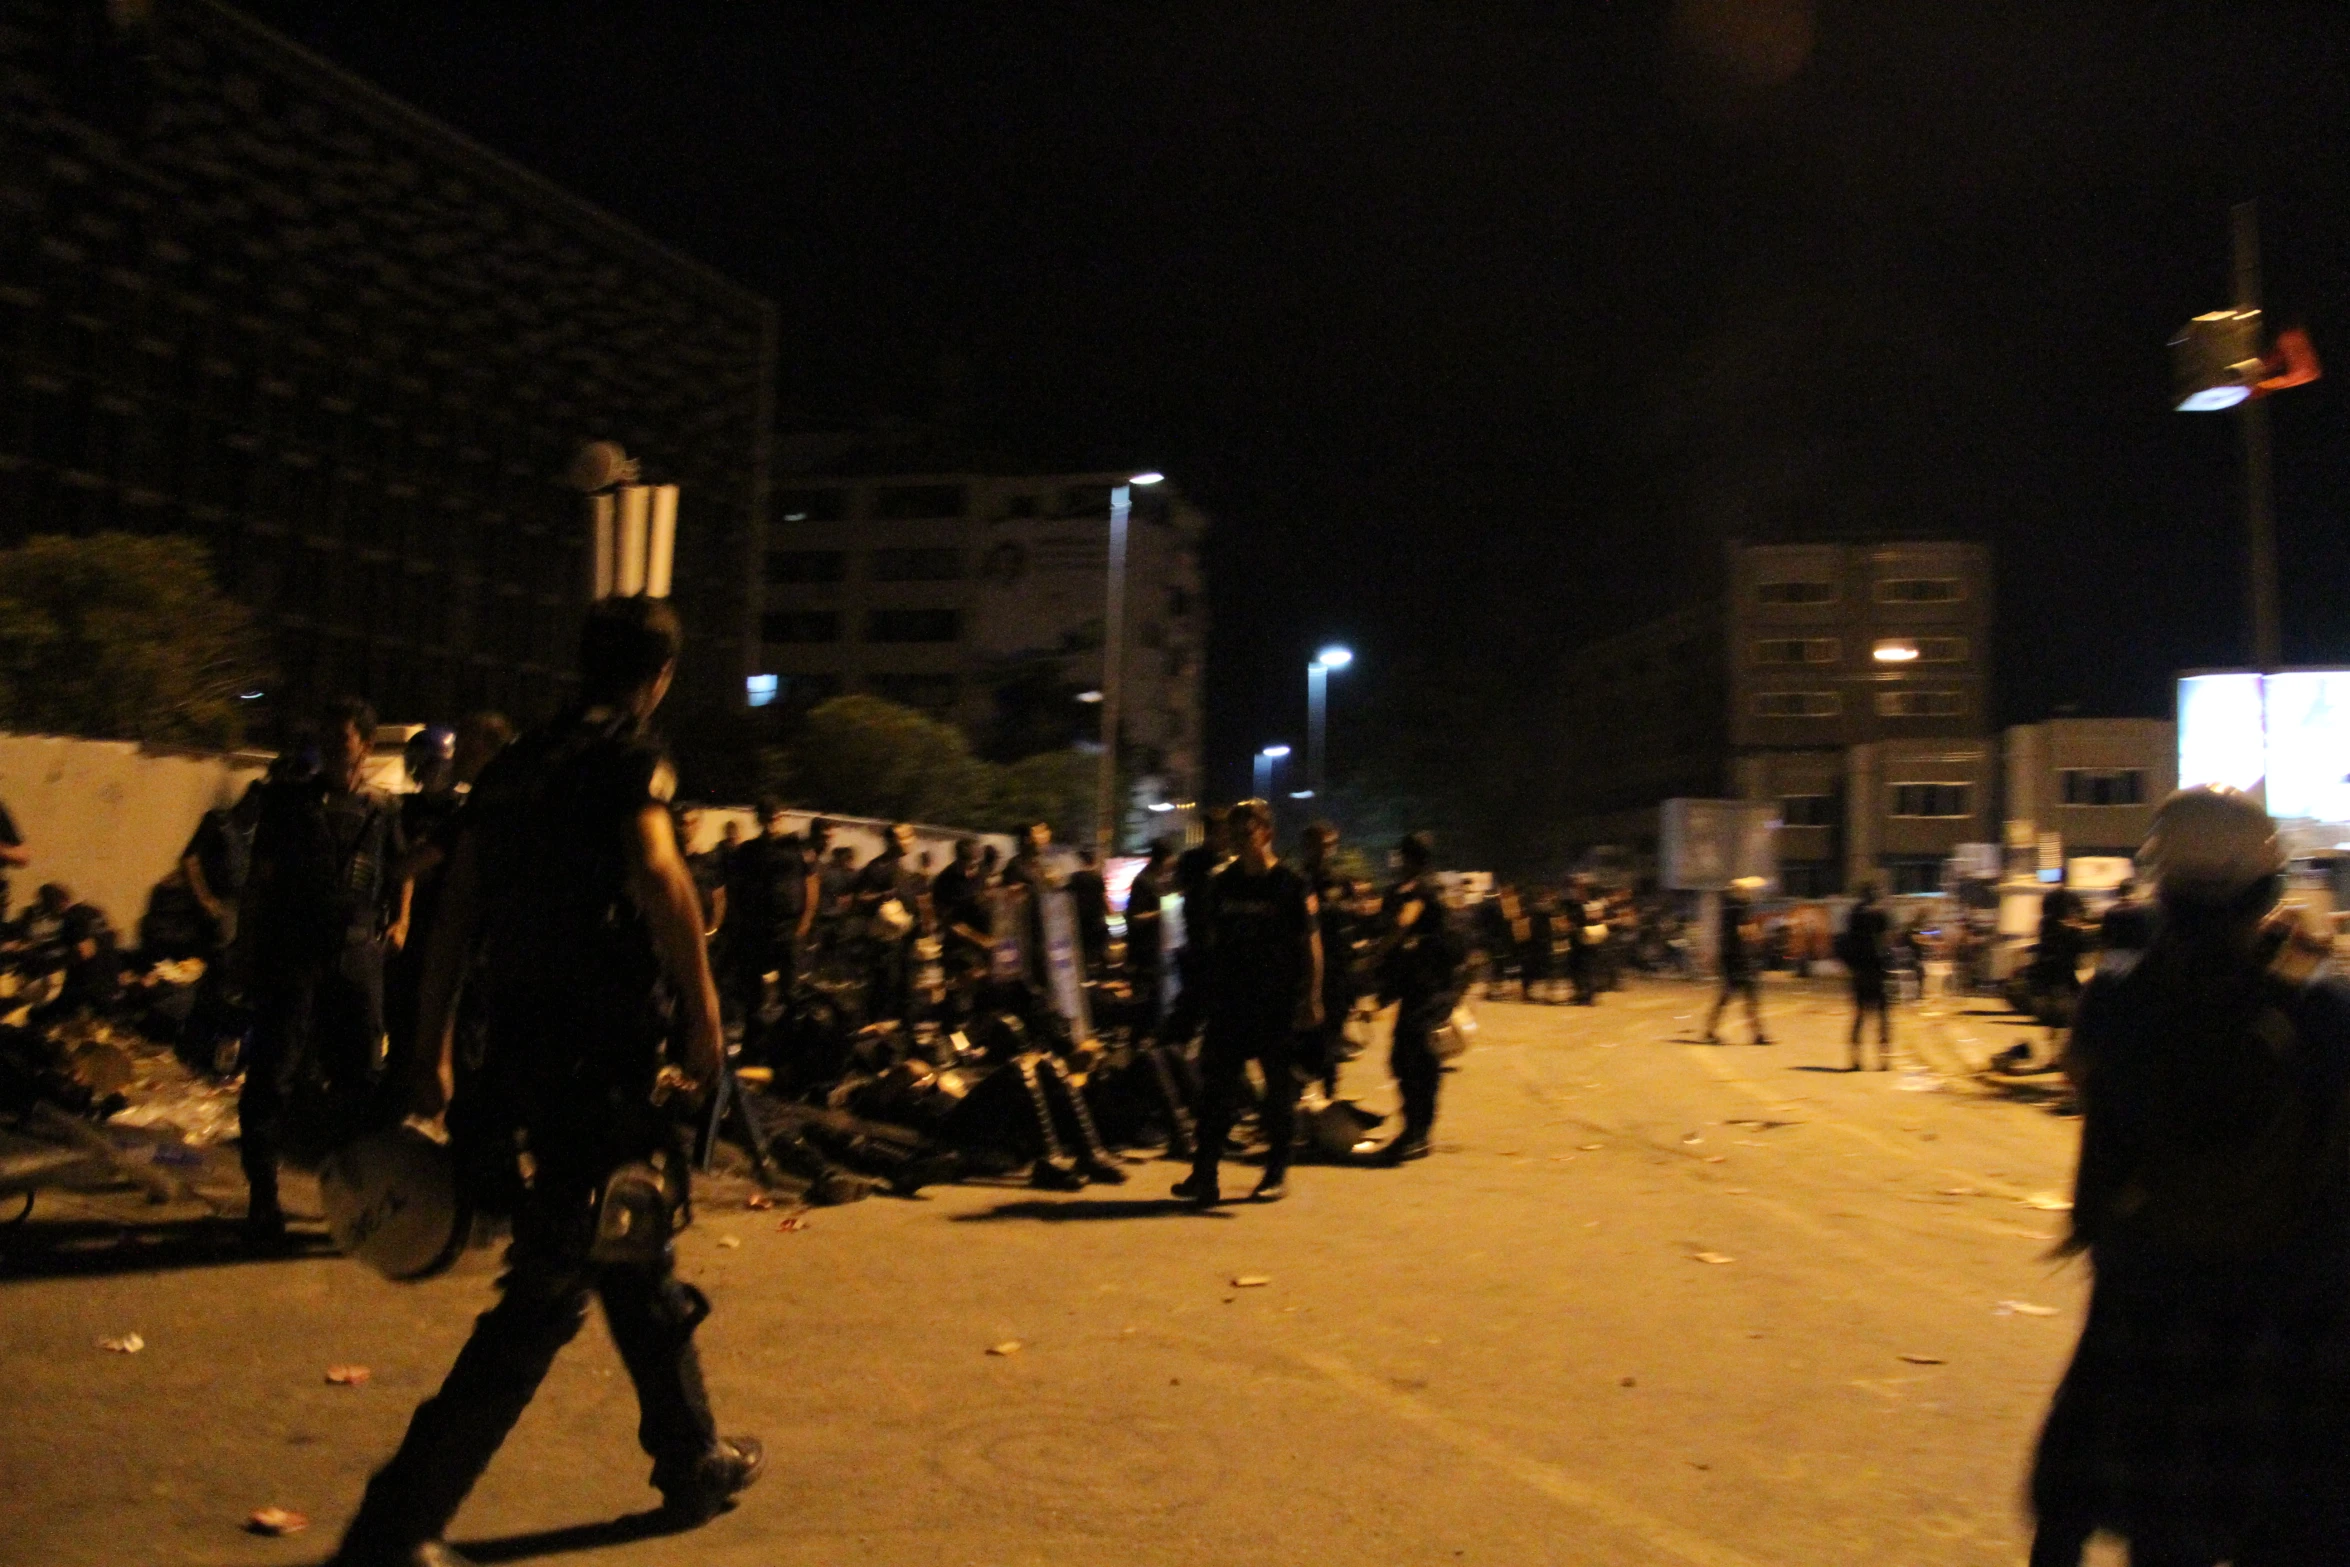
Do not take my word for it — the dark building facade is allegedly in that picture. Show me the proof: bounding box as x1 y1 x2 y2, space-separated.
0 0 773 739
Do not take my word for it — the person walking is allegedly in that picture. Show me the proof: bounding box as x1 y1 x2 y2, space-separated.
1841 883 1894 1070
1123 837 1173 1026
239 697 406 1247
1368 831 1465 1164
1173 799 1320 1206
2028 787 2350 1567
329 596 760 1567
1702 877 1770 1046
1298 821 1359 1097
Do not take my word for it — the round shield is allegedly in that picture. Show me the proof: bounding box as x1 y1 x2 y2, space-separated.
317 1125 470 1282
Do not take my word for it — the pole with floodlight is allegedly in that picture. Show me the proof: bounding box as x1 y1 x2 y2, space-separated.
1254 743 1291 801
1305 645 1353 802
1097 471 1164 855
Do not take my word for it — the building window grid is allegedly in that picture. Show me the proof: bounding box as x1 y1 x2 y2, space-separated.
869 545 964 582
1874 635 1969 663
1753 691 1840 718
865 607 960 644
2061 769 2146 807
1756 580 1837 605
1780 793 1838 828
1875 577 1964 603
1755 636 1840 665
1890 782 1972 819
1877 689 1966 718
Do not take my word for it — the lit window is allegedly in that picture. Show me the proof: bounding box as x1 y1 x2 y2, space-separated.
745 674 779 708
1890 783 1971 818
1874 636 1967 663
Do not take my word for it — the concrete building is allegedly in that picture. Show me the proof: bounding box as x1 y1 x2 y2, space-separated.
1556 539 1995 891
0 0 773 740
759 439 1207 815
2004 718 2178 864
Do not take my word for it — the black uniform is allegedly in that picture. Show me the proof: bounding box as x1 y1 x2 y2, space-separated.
1124 863 1167 1020
1159 840 1226 1046
238 768 403 1213
1191 858 1316 1193
851 846 927 1022
1379 873 1463 1145
1704 894 1767 1044
1843 900 1892 1063
340 708 721 1552
1068 863 1110 975
725 831 809 1046
1301 865 1359 1094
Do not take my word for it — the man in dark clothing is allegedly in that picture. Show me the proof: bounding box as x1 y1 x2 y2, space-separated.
1067 847 1111 977
1158 805 1231 1048
2099 877 2157 959
1841 883 1894 1070
930 837 993 1024
809 819 850 960
724 800 815 1054
1368 831 1463 1163
239 698 406 1247
331 596 760 1567
1565 876 1605 1006
0 790 28 922
1124 838 1173 1024
1703 879 1770 1046
851 822 929 1023
1173 799 1320 1206
1298 821 1360 1097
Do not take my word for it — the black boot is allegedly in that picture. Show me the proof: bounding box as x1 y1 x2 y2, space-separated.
656 1434 765 1526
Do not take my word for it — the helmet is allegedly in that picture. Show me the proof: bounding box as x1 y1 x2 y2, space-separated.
318 1125 471 1282
2138 786 2284 902
403 726 455 789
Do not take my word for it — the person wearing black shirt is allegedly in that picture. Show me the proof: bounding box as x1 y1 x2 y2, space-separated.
333 596 760 1566
1124 838 1173 1023
930 837 992 1024
1298 822 1360 1097
1068 847 1111 977
724 800 816 1054
1367 832 1464 1163
1158 805 1230 1049
239 697 407 1247
2099 877 2157 958
1173 799 1321 1206
1841 883 1893 1070
851 822 930 1023
1702 879 1770 1046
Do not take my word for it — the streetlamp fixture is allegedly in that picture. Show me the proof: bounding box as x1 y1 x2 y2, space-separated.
1096 471 1164 855
1307 645 1353 801
2169 201 2324 670
1253 743 1292 800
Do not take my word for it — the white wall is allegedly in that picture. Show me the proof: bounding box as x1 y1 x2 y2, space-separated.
0 733 268 930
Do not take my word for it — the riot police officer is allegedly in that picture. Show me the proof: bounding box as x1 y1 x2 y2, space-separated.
330 597 760 1566
1368 831 1465 1164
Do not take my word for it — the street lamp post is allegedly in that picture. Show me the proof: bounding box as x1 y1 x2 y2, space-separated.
1306 645 1353 801
1254 743 1291 801
1096 471 1163 855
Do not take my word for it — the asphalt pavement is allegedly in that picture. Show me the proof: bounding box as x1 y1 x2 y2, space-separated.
0 975 2117 1567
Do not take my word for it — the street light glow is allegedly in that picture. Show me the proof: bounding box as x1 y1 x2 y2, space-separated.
1129 471 1165 486
1261 744 1291 758
1148 801 1174 812
1873 641 1919 663
1074 689 1104 703
1315 645 1354 669
2178 385 2251 412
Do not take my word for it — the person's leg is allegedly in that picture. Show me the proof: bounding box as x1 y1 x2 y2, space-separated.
1389 1004 1440 1147
1849 987 1864 1068
1744 976 1768 1043
1185 1030 1246 1196
237 968 314 1229
1254 1029 1299 1190
2023 1512 2093 1567
337 1222 595 1552
1877 992 1894 1060
595 1264 722 1494
1703 979 1728 1041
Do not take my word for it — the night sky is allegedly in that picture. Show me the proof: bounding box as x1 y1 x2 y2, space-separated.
234 0 2350 803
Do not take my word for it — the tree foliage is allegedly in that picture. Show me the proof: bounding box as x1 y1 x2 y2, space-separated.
0 534 274 748
764 693 1102 839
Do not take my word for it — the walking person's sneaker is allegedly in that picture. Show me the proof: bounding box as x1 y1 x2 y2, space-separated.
1170 1173 1219 1206
1251 1173 1288 1202
657 1435 766 1526
1028 1158 1087 1192
1075 1155 1129 1186
1372 1134 1431 1166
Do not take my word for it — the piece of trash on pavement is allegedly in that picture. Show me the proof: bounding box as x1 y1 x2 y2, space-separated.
246 1507 308 1536
97 1333 144 1354
1938 1186 1978 1196
2022 1192 2074 1211
1680 1132 1704 1144
1232 1275 1271 1288
1691 1251 1735 1265
1619 1375 1638 1387
1703 1155 1726 1164
1898 1353 1946 1365
777 1214 811 1232
324 1365 370 1385
1579 1144 1604 1151
715 1235 742 1249
1997 1300 2060 1317
1895 1072 1940 1092
744 1193 776 1211
987 1340 1022 1356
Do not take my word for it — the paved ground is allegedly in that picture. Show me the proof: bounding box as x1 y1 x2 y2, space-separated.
0 976 2116 1566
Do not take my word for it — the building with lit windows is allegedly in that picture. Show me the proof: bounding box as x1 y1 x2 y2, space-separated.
0 0 773 742
759 433 1207 810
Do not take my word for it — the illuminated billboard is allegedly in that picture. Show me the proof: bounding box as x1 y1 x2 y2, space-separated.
2178 670 2350 824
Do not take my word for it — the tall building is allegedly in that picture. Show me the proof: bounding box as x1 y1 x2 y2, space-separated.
1554 540 1996 892
0 0 773 738
760 436 1207 816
